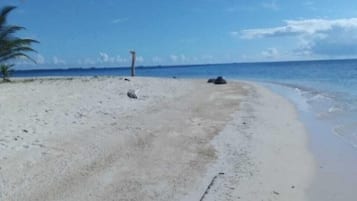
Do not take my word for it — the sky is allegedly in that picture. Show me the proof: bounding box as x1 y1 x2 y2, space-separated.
2 0 357 69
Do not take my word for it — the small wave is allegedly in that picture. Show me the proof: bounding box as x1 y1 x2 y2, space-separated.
267 81 335 103
270 82 317 93
294 87 302 94
309 93 331 101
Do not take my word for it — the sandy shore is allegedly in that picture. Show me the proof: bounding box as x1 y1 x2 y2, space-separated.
0 77 314 201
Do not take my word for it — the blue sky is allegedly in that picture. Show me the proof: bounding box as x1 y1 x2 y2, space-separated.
3 0 357 69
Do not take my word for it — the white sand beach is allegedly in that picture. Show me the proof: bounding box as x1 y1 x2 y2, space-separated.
0 77 315 201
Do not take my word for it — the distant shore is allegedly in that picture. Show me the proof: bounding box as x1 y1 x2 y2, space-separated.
0 77 314 201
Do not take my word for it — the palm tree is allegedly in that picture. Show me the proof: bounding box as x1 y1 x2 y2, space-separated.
0 64 13 82
0 6 38 81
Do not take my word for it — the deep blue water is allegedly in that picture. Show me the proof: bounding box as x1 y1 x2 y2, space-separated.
13 59 357 148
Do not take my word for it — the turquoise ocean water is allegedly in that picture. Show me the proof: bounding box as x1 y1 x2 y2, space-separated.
13 59 357 199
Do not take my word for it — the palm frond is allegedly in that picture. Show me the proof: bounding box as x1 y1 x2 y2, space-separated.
0 25 25 40
0 52 36 63
0 47 37 60
0 6 16 27
1 38 39 51
0 5 39 66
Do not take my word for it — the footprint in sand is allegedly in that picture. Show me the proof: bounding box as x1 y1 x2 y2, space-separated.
13 136 24 141
0 143 8 148
32 142 45 148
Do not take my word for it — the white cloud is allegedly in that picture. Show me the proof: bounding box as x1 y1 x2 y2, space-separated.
35 54 45 64
261 48 280 58
136 56 144 63
115 55 128 63
297 28 357 56
170 55 178 62
240 18 357 39
237 18 357 57
99 52 110 63
98 52 130 65
53 56 66 65
169 54 189 64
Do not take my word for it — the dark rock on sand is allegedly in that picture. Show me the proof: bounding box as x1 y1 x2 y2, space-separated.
214 76 227 85
127 89 138 99
207 78 216 83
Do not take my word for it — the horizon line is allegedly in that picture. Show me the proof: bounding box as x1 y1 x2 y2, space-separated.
14 57 357 71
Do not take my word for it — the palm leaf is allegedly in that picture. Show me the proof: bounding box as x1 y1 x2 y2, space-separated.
0 5 39 69
0 52 37 63
0 47 38 60
0 6 16 28
0 63 13 81
0 25 25 40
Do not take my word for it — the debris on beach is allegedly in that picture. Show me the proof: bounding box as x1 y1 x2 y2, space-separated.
199 172 225 201
127 89 138 99
207 78 216 83
273 191 280 195
207 76 227 84
214 76 227 85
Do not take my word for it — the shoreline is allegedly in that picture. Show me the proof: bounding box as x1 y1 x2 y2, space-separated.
262 82 357 201
0 77 315 200
183 81 315 201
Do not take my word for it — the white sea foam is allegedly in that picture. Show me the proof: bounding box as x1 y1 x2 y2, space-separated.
264 81 357 152
309 93 330 101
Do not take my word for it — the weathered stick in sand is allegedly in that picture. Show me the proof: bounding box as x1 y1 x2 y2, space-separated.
199 172 224 201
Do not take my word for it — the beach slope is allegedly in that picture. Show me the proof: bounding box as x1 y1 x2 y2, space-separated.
0 77 314 201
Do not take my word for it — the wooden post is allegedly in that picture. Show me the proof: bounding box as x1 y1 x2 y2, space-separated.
130 50 136 77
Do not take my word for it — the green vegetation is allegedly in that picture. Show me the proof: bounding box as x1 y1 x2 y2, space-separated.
0 6 38 81
0 63 13 82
